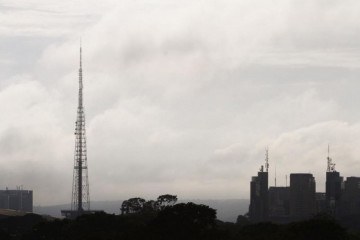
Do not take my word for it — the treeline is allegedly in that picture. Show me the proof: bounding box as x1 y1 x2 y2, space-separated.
0 195 359 239
120 194 178 214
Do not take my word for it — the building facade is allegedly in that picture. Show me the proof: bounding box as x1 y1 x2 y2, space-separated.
289 173 316 221
338 177 360 217
0 189 33 212
249 171 268 222
325 171 343 214
268 186 290 222
247 149 360 223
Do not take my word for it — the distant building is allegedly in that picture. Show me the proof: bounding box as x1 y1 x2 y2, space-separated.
247 147 360 223
315 192 327 213
338 177 360 216
0 189 33 212
326 171 343 214
268 186 290 222
289 173 316 221
249 170 268 222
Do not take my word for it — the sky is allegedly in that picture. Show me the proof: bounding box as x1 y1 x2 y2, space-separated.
1 0 360 206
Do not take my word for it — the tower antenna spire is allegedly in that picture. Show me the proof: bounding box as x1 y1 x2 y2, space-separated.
61 45 102 219
79 39 83 90
327 144 336 172
72 42 89 214
80 39 82 67
275 161 277 187
265 147 269 172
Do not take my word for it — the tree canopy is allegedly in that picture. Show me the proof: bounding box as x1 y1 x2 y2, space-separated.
0 199 358 240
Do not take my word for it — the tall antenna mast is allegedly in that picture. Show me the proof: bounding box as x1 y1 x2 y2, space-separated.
265 147 269 172
327 144 336 172
275 162 277 187
71 43 90 214
327 144 330 172
61 43 102 219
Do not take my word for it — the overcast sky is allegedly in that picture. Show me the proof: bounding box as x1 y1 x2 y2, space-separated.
1 0 360 206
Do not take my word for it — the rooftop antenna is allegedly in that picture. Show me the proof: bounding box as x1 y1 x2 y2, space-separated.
327 144 336 172
275 162 277 187
265 147 269 172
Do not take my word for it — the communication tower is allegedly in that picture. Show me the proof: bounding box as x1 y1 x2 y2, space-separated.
327 144 336 172
61 45 102 218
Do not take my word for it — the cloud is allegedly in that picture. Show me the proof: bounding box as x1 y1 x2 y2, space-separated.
1 0 360 204
0 78 73 203
0 0 118 37
206 120 360 196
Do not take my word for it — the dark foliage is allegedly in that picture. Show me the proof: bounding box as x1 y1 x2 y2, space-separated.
120 194 178 215
0 202 359 240
285 218 348 240
234 222 282 240
0 229 10 240
120 197 146 214
156 194 178 210
0 213 44 239
151 202 218 240
236 215 250 226
231 218 350 240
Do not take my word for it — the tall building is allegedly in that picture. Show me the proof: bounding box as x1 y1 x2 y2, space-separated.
325 148 343 214
61 46 101 219
315 192 327 213
326 171 343 212
249 172 268 222
268 186 290 222
249 149 269 222
0 189 33 212
247 146 360 223
338 177 360 216
289 173 316 221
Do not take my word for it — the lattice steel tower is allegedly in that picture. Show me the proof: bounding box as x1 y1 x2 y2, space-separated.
61 46 102 219
71 45 90 214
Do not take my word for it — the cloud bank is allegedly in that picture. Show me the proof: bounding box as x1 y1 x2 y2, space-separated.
0 0 360 205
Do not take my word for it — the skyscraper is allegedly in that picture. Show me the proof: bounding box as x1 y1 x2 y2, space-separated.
249 149 269 222
289 173 316 221
249 172 268 222
268 186 290 222
338 177 360 216
325 147 343 214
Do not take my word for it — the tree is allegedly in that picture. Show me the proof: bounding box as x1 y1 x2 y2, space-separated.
153 202 217 239
236 214 250 226
121 200 130 215
121 198 146 214
285 218 349 240
142 200 159 213
156 194 177 210
121 195 177 215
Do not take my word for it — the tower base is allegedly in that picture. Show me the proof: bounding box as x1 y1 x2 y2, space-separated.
61 209 103 219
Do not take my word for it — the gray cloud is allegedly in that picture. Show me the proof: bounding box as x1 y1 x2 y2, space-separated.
0 0 360 205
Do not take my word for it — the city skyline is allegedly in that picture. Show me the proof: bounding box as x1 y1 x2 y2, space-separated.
1 0 360 206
